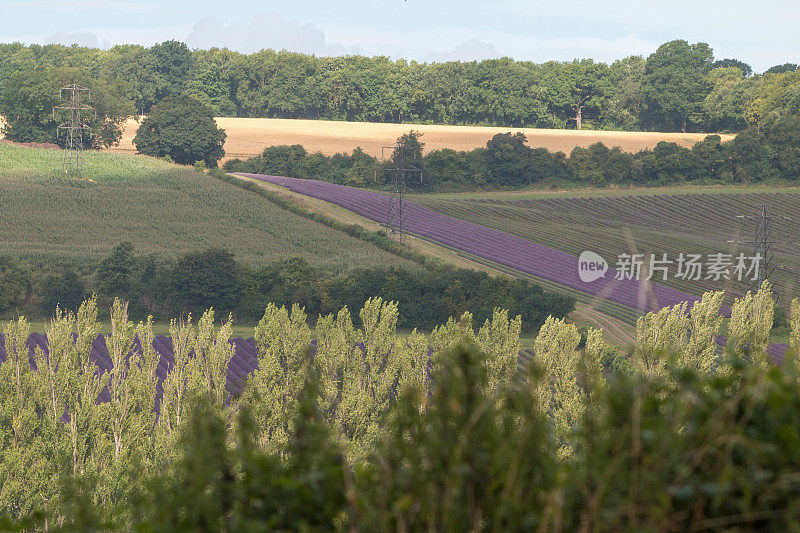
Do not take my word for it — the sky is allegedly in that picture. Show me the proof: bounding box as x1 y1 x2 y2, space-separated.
0 0 797 72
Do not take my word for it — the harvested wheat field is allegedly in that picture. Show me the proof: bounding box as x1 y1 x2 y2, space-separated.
106 117 733 163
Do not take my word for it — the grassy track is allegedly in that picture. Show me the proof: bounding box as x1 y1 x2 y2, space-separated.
0 143 415 270
105 117 732 163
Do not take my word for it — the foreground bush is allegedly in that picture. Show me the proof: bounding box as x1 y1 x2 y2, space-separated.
0 286 798 529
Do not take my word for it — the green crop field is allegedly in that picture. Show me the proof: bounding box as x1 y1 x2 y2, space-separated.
415 187 800 307
0 143 415 270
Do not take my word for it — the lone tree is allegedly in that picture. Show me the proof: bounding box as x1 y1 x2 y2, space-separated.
133 95 226 167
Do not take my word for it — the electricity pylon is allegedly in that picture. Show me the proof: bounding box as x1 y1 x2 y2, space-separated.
52 84 95 179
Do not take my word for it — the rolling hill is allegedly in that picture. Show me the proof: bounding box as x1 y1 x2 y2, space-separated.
0 142 415 271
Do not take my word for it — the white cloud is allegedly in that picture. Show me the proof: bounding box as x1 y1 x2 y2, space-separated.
185 11 346 55
321 22 656 64
426 39 499 62
46 30 100 47
89 24 193 47
5 0 169 14
1 24 193 49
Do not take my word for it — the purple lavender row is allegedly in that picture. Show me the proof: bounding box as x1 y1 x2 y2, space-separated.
239 173 699 312
237 173 788 359
0 333 259 400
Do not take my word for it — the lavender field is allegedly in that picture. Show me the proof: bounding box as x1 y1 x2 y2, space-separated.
416 191 800 304
238 173 702 316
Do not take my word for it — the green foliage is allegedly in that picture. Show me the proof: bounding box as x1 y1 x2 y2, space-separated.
94 242 135 297
744 70 800 130
547 59 612 129
147 40 193 105
316 264 571 333
0 287 798 529
5 40 793 134
630 291 727 379
244 304 312 451
702 67 751 132
40 270 86 314
0 67 134 148
568 356 800 530
713 58 753 77
642 40 714 132
485 132 534 187
133 95 226 166
729 281 775 366
224 144 380 187
391 130 424 172
193 309 236 410
683 291 725 373
360 338 556 530
531 316 593 457
1 236 574 331
634 302 690 377
169 248 241 316
0 256 31 313
765 63 799 75
766 115 800 181
791 299 800 354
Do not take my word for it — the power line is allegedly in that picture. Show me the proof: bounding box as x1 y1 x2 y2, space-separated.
52 84 95 179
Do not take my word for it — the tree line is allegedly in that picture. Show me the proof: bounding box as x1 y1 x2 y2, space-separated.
225 112 800 190
0 243 573 333
1 39 799 144
0 284 799 528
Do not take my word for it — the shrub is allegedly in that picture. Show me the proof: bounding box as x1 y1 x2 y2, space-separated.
169 248 242 315
39 270 85 314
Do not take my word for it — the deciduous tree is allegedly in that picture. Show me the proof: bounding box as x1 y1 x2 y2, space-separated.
642 40 714 132
133 94 226 166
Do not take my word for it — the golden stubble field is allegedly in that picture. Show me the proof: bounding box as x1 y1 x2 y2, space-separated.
105 117 733 163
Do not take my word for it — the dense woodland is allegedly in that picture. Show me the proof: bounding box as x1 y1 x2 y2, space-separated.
0 244 573 333
1 39 799 143
0 285 798 528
